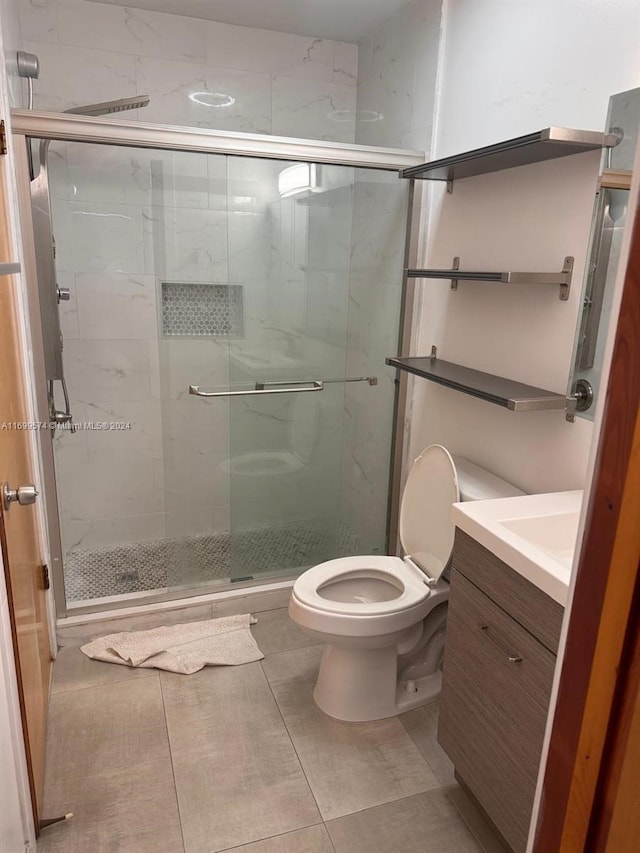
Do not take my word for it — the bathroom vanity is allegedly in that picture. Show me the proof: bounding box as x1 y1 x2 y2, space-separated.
438 494 577 853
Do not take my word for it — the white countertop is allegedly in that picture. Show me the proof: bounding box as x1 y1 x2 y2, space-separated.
451 490 584 606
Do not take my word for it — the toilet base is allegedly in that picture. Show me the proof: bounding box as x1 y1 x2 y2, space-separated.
313 643 442 722
395 670 442 714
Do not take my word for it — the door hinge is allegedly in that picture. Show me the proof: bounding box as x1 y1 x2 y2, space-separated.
0 120 7 155
41 564 50 591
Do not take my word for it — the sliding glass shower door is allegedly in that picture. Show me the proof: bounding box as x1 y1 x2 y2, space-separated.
41 137 409 604
222 159 410 582
225 158 355 581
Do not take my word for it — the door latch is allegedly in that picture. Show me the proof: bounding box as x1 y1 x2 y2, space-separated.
3 482 39 510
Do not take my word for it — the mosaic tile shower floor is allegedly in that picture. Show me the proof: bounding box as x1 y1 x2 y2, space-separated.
64 523 362 602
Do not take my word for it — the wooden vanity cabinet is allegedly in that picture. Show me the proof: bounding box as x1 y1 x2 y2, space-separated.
438 530 564 853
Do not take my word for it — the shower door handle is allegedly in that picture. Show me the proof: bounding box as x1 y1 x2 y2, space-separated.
48 377 75 433
189 381 324 398
255 376 378 389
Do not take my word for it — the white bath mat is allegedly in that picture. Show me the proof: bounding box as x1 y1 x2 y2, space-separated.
80 614 264 674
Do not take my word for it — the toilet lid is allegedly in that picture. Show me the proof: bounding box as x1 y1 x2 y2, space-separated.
399 444 459 581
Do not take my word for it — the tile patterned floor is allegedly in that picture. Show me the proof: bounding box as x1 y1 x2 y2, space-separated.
39 608 508 853
64 523 361 602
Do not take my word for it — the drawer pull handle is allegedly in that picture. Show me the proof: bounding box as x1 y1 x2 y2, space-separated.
479 624 523 663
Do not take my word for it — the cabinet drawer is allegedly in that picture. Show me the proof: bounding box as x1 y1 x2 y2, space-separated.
453 530 564 654
439 570 556 853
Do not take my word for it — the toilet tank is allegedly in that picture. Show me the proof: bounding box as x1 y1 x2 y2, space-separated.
452 456 525 502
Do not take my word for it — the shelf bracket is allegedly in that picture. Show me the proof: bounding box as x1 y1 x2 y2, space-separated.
558 255 573 301
446 177 453 194
406 256 574 299
450 257 460 291
565 378 594 422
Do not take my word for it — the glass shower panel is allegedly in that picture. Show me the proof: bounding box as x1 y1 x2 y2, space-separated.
46 141 168 602
225 162 410 581
342 169 410 555
45 140 235 600
225 159 353 579
44 137 409 606
153 151 232 591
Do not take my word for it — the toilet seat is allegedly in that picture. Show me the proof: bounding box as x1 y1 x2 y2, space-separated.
292 444 459 616
291 445 459 639
292 555 430 617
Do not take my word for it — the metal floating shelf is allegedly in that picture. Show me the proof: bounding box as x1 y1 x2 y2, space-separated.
386 354 566 412
407 256 574 300
400 128 618 183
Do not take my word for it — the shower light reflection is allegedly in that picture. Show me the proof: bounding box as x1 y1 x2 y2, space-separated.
189 91 236 108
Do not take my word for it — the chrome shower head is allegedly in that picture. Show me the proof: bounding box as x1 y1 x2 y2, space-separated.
63 95 151 116
35 95 151 175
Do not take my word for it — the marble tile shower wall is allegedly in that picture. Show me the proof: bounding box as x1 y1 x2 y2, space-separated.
355 0 441 151
17 0 358 563
19 0 358 141
339 0 442 553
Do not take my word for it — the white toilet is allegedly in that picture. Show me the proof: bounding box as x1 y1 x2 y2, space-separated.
289 444 524 722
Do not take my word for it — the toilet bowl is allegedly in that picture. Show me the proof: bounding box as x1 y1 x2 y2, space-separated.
289 445 524 722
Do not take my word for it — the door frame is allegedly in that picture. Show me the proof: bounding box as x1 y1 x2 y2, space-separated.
0 547 36 849
0 111 48 848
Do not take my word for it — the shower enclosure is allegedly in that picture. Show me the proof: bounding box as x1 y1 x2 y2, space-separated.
11 111 419 615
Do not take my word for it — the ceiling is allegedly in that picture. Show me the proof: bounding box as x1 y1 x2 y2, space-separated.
87 0 412 42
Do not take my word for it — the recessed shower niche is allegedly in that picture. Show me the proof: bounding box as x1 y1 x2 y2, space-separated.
161 282 244 338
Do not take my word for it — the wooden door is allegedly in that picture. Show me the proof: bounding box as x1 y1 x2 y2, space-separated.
590 568 640 852
0 137 52 825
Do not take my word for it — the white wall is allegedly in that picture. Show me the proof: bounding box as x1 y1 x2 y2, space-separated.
19 0 358 141
408 0 640 493
436 0 640 156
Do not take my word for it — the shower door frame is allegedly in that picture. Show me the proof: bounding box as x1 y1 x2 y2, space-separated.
10 108 423 618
